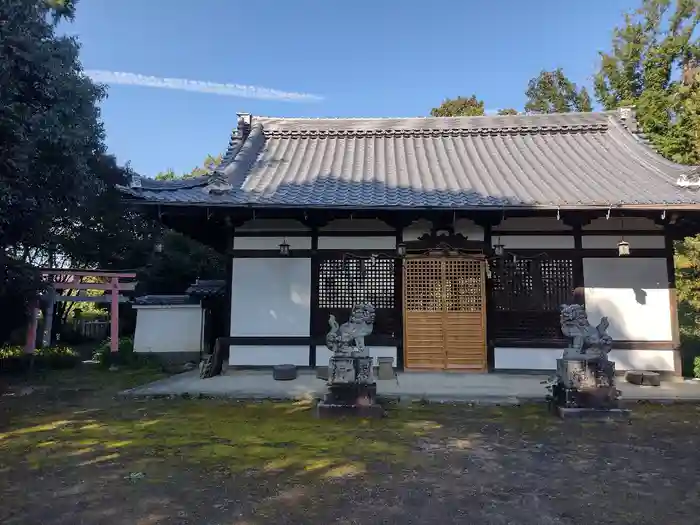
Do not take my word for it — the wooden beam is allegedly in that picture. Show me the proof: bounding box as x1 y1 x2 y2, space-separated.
41 269 136 278
54 296 130 303
52 282 137 291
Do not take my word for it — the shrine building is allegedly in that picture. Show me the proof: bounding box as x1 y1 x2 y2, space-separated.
120 109 700 377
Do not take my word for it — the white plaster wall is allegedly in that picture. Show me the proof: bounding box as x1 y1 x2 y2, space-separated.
584 217 662 231
230 258 311 336
402 219 432 241
583 258 672 341
233 236 311 250
491 235 574 249
495 348 560 370
318 236 396 250
236 219 310 232
229 346 309 366
454 219 485 241
494 347 675 371
582 235 664 249
133 305 202 353
494 217 571 231
320 218 393 231
315 346 398 367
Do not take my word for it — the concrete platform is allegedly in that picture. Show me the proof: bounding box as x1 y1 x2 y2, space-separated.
121 370 700 404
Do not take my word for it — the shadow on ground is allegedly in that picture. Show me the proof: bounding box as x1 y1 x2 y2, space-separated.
1 369 699 524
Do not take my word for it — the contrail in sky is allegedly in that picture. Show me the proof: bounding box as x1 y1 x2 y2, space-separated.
85 70 324 102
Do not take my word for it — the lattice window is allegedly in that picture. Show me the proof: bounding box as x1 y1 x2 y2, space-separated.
489 258 574 340
318 257 395 309
444 259 483 313
314 256 398 339
404 259 442 312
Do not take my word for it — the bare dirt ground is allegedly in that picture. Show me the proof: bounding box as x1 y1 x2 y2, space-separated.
1 368 699 525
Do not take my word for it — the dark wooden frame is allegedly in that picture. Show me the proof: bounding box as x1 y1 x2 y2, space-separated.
145 205 684 375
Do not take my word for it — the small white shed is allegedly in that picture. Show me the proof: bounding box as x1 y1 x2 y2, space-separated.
132 295 203 364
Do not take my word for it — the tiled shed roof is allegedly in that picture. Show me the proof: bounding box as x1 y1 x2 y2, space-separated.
121 111 700 209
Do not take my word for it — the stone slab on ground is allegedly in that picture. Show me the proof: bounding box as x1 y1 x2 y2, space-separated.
557 407 632 420
121 370 700 404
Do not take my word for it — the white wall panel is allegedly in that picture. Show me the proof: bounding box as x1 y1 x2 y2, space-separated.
582 235 664 249
584 217 662 231
133 305 202 353
492 235 574 249
608 349 675 371
318 236 396 250
315 346 398 367
233 236 311 250
583 257 672 341
230 258 311 336
320 218 393 232
229 346 309 366
494 347 675 371
494 217 571 231
494 348 560 370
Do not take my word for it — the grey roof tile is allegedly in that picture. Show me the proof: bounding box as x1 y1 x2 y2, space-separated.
121 112 700 209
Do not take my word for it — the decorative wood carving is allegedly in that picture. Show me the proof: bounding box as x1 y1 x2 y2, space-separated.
405 231 484 253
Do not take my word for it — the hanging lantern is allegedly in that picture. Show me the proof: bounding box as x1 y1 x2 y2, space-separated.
153 241 164 254
493 243 504 256
279 238 290 256
396 242 407 258
617 239 630 256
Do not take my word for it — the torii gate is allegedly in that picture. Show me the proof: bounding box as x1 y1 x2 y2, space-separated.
25 269 137 353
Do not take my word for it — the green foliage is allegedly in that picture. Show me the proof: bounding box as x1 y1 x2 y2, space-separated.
694 356 700 378
497 108 519 115
430 95 485 117
93 337 162 370
0 0 106 251
136 230 226 295
593 0 700 163
0 344 79 371
524 68 592 114
155 154 223 181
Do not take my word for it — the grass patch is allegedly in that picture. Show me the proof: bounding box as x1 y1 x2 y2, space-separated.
0 399 439 478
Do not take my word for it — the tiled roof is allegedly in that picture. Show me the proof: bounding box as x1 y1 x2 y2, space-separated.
132 295 198 306
185 279 226 298
121 111 700 209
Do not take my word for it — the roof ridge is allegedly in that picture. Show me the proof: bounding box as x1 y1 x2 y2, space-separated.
254 111 606 121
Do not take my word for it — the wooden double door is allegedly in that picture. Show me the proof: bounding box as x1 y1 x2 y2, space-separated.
403 256 487 371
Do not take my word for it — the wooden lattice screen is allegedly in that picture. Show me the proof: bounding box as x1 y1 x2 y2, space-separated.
403 257 487 371
314 257 398 339
489 258 574 341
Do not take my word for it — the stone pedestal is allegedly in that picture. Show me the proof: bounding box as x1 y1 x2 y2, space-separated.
550 357 621 411
317 356 384 418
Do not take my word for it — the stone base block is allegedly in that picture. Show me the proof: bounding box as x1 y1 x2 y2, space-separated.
316 402 386 419
625 370 661 387
557 407 631 420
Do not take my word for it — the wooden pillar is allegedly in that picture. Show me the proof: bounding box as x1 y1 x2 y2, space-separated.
110 277 120 352
24 299 39 354
41 286 56 348
665 229 682 377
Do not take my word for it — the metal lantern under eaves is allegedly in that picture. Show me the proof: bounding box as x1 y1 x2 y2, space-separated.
279 239 290 256
617 239 630 257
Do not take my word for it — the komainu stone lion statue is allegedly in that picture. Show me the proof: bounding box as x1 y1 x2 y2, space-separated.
559 304 613 360
326 302 376 357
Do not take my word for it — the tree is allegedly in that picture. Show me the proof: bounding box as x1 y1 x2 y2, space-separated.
155 154 223 181
0 0 106 343
524 68 592 114
593 0 700 163
430 95 485 117
497 108 519 115
0 0 106 251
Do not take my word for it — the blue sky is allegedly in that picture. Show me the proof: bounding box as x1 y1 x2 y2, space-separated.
66 0 639 178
